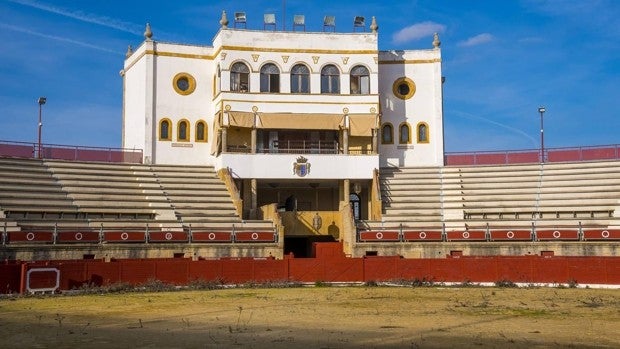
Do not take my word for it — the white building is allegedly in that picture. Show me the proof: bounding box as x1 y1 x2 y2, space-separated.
121 12 443 255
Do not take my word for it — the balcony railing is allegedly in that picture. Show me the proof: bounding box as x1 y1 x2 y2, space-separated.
0 140 143 164
226 140 377 155
444 144 620 166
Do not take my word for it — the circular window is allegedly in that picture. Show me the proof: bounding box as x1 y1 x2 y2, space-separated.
392 77 416 100
172 73 196 95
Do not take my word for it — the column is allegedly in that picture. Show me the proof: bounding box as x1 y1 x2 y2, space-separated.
372 128 378 154
250 178 258 219
221 127 228 153
342 179 350 210
251 127 257 154
343 128 349 155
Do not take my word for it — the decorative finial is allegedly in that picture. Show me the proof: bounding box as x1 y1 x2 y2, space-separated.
432 32 441 49
220 10 229 29
125 45 133 58
370 16 378 33
144 23 153 41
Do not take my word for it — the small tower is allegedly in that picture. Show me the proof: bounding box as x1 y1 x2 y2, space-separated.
144 23 153 41
220 10 229 29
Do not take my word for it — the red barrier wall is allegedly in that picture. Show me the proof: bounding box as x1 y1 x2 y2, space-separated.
3 250 620 294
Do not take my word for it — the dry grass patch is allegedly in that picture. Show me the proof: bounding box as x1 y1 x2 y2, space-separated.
0 286 618 348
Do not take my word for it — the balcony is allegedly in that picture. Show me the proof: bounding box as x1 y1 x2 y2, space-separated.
226 140 374 155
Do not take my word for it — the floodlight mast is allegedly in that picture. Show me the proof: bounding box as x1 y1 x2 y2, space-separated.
538 106 546 163
37 97 47 159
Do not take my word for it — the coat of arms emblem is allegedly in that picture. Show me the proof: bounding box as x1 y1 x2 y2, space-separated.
293 156 311 177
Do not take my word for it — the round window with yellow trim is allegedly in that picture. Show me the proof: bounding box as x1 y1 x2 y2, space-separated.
392 77 416 100
173 73 196 95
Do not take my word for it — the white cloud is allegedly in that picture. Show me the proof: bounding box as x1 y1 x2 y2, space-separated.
0 23 121 54
392 21 445 44
7 0 143 35
458 33 494 47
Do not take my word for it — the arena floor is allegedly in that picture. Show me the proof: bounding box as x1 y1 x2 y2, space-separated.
0 286 618 348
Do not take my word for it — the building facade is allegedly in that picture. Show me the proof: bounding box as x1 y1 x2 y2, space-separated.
121 14 443 256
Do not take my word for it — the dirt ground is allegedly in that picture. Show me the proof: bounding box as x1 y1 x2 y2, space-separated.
0 286 618 348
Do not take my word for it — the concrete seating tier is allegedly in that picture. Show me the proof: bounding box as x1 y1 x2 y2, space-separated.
0 157 275 236
44 160 178 223
150 165 270 230
377 167 444 230
367 160 620 231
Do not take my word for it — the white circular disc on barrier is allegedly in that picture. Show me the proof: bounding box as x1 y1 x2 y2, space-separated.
376 232 384 240
75 232 83 241
602 230 610 238
507 231 514 239
553 230 561 238
463 231 470 239
165 232 173 240
251 233 259 240
419 232 427 239
121 232 129 240
26 232 35 241
208 233 216 240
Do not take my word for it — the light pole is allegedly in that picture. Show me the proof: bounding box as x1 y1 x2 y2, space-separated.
538 106 546 163
38 97 46 159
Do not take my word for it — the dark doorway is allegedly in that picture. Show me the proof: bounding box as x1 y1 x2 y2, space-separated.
284 235 336 258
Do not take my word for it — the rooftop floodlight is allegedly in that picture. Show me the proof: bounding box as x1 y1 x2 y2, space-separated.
293 14 306 31
234 12 247 28
323 15 336 32
264 13 276 30
353 16 365 31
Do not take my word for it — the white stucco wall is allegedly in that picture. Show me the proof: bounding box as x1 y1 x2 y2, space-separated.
122 28 444 171
378 49 444 167
124 42 218 165
122 44 148 157
217 153 378 179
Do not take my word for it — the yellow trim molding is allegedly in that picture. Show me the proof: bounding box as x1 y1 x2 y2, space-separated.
381 122 394 144
392 77 416 100
398 122 412 144
173 73 196 96
177 119 191 142
379 59 442 65
417 122 430 144
159 118 172 141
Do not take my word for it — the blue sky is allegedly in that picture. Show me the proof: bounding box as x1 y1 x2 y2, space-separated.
1 0 619 152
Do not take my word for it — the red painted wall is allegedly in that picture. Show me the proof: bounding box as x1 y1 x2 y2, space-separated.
4 249 620 293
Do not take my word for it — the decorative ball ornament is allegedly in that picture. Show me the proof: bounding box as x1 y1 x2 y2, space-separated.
144 23 153 41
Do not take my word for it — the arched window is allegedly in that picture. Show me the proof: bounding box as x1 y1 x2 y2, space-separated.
290 64 310 93
350 65 370 94
177 119 190 142
159 119 172 141
230 62 250 92
381 123 393 144
321 64 340 94
260 63 280 93
417 122 429 143
399 122 411 144
195 120 207 142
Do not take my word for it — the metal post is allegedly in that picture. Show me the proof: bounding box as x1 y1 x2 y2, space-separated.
37 97 46 159
538 106 546 162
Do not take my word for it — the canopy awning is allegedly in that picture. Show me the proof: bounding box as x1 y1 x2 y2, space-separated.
256 113 344 130
348 114 377 136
